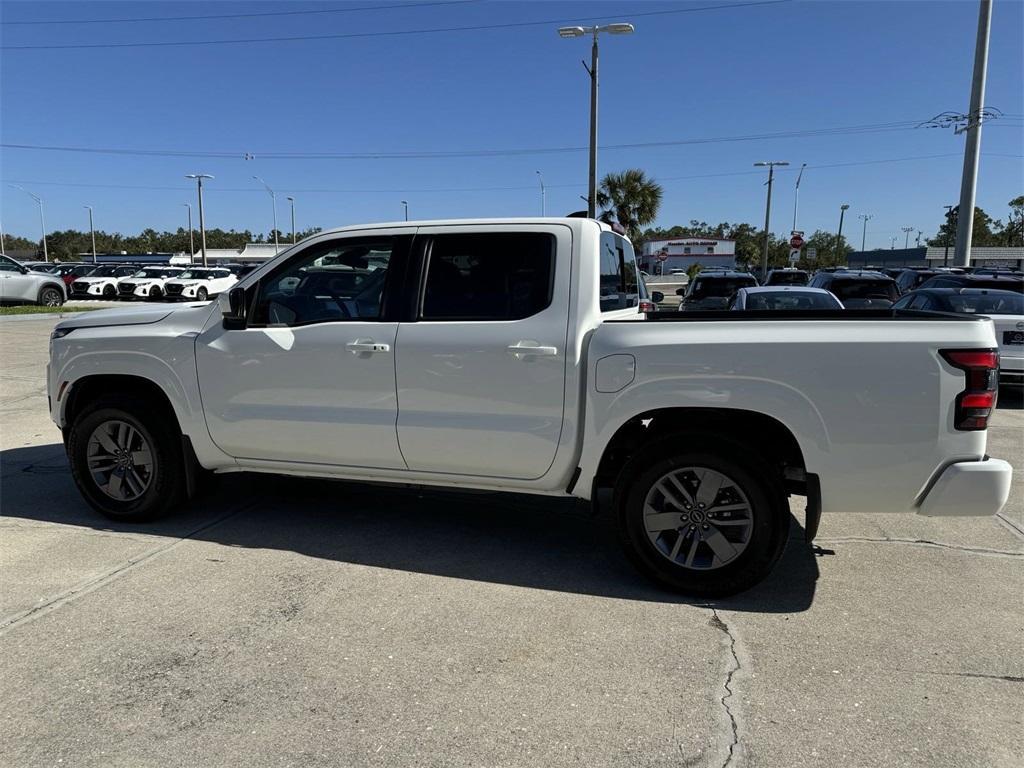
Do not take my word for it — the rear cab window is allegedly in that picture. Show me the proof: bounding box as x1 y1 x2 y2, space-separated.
599 231 645 313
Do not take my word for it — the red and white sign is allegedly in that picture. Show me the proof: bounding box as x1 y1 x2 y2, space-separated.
656 249 670 262
789 234 805 250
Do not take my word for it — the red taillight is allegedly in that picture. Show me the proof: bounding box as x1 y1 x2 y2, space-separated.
638 300 656 313
941 348 999 430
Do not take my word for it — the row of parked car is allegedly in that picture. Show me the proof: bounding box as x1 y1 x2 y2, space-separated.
0 257 258 306
644 265 1023 384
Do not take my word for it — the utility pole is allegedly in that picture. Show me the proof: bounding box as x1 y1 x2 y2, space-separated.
916 230 923 247
792 162 807 233
401 200 409 221
186 174 213 267
0 218 5 256
835 204 850 264
858 214 873 251
890 237 898 250
943 205 956 266
754 161 789 277
183 203 194 261
536 170 546 216
953 0 993 267
84 205 97 263
287 196 296 244
559 22 633 218
901 226 914 249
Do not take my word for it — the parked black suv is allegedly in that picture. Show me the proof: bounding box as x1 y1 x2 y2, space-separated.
917 273 1023 293
764 268 808 286
807 270 899 308
678 270 758 310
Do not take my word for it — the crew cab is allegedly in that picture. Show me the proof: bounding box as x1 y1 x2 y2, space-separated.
163 268 237 301
47 218 1013 596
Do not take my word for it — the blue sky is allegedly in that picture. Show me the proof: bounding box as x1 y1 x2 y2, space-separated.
1 0 1022 249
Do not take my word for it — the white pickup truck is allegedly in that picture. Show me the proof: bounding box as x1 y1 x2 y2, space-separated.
47 218 1012 596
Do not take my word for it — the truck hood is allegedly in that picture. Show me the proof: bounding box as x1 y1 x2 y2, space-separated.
57 304 177 330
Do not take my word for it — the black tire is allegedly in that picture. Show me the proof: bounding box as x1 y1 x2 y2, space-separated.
614 435 789 597
196 286 208 301
149 286 162 301
103 284 116 298
37 284 64 307
67 395 186 522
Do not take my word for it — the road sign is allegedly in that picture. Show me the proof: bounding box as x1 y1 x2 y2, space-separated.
789 249 800 264
789 234 805 250
656 250 669 262
806 247 817 260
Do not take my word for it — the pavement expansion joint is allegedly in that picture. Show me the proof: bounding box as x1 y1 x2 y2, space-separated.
814 536 1023 557
709 608 742 768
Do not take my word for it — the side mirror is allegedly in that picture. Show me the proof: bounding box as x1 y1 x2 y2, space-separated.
651 291 664 303
675 287 686 296
223 285 248 330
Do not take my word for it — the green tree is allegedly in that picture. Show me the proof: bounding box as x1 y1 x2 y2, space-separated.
1006 195 1024 246
926 205 1002 247
803 229 853 268
596 169 663 242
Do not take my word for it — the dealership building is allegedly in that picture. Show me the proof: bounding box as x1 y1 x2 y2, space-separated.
639 237 737 274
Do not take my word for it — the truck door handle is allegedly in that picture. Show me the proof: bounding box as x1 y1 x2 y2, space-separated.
346 340 391 354
507 343 558 358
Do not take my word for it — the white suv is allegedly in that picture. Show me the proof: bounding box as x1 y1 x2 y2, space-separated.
163 268 237 301
0 255 66 306
117 267 186 301
69 265 139 299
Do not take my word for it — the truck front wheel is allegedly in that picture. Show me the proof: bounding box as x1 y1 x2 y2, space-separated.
615 438 789 597
67 396 186 522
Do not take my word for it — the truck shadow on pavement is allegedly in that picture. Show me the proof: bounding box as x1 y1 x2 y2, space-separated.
1 443 821 613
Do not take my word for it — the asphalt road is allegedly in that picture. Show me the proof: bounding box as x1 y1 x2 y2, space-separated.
1 315 1021 768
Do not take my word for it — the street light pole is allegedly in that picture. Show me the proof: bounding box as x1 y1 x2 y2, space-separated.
252 176 279 254
901 226 914 249
558 22 633 218
943 205 955 266
536 171 546 216
183 203 194 262
401 200 409 221
754 161 789 277
835 204 850 264
792 162 807 233
954 0 993 267
84 205 97 263
856 214 872 252
9 185 48 261
186 174 213 267
286 196 296 244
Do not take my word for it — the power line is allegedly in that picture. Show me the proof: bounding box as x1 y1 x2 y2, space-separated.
0 1 791 51
0 1 477 26
0 118 928 161
3 151 1009 195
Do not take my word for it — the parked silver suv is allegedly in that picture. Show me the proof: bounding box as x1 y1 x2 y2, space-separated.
0 255 66 306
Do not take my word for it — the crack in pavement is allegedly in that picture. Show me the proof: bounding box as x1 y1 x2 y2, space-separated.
709 609 741 768
814 536 1023 558
0 502 256 635
919 671 1024 684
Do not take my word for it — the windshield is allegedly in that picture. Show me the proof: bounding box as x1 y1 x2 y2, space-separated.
178 269 223 279
944 291 1024 315
690 277 756 299
90 266 121 277
133 268 176 278
745 291 840 310
766 271 808 286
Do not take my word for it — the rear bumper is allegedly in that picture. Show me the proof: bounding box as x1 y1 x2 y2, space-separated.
917 458 1013 517
1000 354 1023 382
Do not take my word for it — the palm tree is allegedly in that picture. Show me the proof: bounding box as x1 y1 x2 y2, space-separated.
596 169 663 241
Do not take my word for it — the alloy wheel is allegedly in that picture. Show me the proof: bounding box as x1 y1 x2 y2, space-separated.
86 419 155 501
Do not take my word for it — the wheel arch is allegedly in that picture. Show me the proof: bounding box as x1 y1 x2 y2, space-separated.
63 374 182 436
37 281 66 304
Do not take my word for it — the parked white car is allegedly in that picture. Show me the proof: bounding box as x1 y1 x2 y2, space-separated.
69 265 140 299
163 268 237 301
729 286 844 310
117 267 186 301
0 254 66 305
48 218 1012 596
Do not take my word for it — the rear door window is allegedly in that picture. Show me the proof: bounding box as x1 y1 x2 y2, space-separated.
599 231 644 312
420 232 554 320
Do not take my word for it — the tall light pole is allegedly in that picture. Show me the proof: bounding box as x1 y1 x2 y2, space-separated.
916 230 923 247
83 205 97 263
0 218 5 256
792 162 807 233
890 236 898 250
754 161 789 277
558 22 634 218
954 0 993 267
858 213 873 251
536 170 546 216
183 203 194 261
286 196 296 244
185 174 213 267
252 176 279 254
901 226 914 249
401 200 409 221
9 184 48 261
835 204 850 264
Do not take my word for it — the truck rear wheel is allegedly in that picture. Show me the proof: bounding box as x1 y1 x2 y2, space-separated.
614 437 789 597
67 395 185 522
